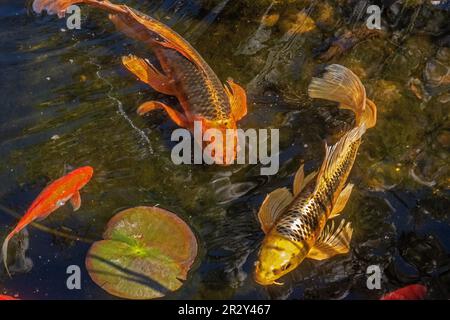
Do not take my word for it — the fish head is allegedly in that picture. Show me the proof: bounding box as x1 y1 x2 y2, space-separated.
201 118 238 165
254 234 306 286
72 166 94 188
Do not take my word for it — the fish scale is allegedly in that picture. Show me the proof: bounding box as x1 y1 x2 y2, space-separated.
156 47 232 121
276 138 361 243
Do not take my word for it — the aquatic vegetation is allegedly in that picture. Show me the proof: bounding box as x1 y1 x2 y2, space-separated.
85 206 197 299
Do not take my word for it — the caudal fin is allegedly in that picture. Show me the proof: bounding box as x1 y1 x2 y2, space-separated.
32 0 126 18
33 0 86 17
308 64 377 128
2 233 14 277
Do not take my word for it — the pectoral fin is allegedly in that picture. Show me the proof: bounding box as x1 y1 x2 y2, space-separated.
293 165 317 196
258 188 293 234
70 191 81 211
137 101 188 128
307 219 353 260
329 183 354 219
225 79 247 121
121 55 175 95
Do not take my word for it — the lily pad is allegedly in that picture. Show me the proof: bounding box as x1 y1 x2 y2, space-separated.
85 206 197 299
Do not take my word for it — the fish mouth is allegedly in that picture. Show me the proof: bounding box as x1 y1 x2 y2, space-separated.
254 271 283 286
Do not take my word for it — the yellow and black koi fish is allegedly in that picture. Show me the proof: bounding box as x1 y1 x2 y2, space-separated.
254 65 377 285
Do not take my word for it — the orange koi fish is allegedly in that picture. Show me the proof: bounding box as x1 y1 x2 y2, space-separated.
2 166 93 276
33 0 248 164
380 284 427 300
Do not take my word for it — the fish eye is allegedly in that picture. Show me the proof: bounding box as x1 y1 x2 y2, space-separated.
281 262 292 271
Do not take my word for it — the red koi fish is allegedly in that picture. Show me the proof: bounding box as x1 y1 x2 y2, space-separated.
0 295 18 300
33 0 248 164
380 284 427 300
2 166 93 276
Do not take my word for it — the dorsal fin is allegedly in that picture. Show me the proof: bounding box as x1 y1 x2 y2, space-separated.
315 125 366 191
293 165 305 196
257 188 293 234
293 165 318 196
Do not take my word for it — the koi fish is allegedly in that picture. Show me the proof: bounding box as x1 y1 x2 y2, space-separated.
2 166 93 276
33 0 248 164
0 295 18 300
380 284 427 300
254 65 377 285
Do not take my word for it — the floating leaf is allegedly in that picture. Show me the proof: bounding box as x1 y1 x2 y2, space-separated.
86 206 197 299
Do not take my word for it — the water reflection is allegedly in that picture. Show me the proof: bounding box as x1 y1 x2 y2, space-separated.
0 0 449 299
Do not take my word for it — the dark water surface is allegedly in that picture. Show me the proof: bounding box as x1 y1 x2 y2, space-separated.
0 0 449 299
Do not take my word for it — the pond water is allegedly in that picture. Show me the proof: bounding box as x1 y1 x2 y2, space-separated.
0 0 449 299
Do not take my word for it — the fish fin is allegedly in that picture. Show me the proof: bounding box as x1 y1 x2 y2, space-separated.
257 188 293 234
34 0 128 18
70 191 81 211
307 219 353 260
2 232 15 277
293 164 305 196
293 165 317 196
121 55 175 96
364 98 377 129
315 126 365 191
308 64 373 127
137 101 188 127
225 79 248 121
329 183 354 219
153 39 196 64
33 0 83 18
120 7 201 67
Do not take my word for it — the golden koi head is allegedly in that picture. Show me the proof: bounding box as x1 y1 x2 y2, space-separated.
254 234 306 286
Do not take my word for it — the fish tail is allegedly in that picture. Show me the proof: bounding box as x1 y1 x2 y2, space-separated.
308 64 377 128
2 219 30 277
32 0 126 18
33 0 201 70
2 232 14 277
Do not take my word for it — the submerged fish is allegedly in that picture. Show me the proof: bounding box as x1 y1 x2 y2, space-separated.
254 65 377 285
2 166 93 276
33 0 248 164
380 284 427 300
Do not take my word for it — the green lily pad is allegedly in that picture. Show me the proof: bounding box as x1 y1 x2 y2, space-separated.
85 206 197 299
